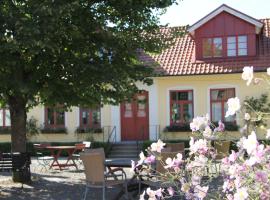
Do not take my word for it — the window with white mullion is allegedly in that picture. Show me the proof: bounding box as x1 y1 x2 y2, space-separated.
227 36 236 57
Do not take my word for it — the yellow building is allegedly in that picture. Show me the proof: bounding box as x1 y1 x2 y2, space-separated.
0 5 270 143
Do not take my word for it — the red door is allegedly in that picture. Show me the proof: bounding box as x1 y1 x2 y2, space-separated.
120 91 149 141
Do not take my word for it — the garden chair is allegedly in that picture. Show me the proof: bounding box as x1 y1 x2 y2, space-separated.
72 143 86 165
33 143 53 172
82 141 91 149
84 148 124 180
213 141 231 173
80 152 129 200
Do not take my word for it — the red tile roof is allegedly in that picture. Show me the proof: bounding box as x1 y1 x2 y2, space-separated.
139 19 270 76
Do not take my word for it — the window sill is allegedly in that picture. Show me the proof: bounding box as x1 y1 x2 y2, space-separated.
75 127 102 134
41 127 67 134
164 124 191 132
0 127 11 134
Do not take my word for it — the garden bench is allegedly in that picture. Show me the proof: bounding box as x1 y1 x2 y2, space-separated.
0 152 31 183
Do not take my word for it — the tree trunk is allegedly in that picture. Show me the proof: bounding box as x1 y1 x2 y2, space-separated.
9 96 27 153
8 96 31 183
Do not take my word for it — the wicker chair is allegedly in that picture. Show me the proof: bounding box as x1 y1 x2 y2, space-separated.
80 152 128 200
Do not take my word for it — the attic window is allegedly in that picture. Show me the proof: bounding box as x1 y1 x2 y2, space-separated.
203 37 223 58
227 35 247 57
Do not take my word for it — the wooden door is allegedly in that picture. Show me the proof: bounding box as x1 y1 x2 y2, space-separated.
120 91 149 141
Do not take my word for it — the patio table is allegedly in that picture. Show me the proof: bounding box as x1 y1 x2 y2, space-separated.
45 146 78 170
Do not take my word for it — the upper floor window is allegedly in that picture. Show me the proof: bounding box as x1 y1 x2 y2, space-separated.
170 90 193 125
203 37 223 58
80 107 101 129
0 109 10 127
227 35 247 57
45 107 65 127
210 88 235 122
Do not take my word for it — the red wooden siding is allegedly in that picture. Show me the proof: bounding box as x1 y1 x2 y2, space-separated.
195 11 257 59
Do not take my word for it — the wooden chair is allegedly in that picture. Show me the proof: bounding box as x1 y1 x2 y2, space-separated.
214 141 231 160
80 152 128 200
213 141 231 173
33 143 53 172
166 143 185 152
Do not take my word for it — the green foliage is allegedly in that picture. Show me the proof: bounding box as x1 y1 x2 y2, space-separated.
243 94 270 127
0 0 179 109
26 117 40 139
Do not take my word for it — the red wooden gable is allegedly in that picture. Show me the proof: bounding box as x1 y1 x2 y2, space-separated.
195 11 257 59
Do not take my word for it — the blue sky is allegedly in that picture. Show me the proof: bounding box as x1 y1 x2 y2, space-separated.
159 0 270 26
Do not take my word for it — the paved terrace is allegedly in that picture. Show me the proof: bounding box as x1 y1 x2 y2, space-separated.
0 158 136 200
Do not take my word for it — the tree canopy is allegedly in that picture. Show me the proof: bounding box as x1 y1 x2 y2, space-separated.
0 0 177 109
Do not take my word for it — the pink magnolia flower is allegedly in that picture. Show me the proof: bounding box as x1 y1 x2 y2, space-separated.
229 150 238 162
234 187 248 200
138 151 146 165
266 129 270 139
194 185 209 199
189 138 208 155
150 139 165 153
214 120 225 132
190 114 209 131
243 131 258 155
225 97 241 117
167 187 174 196
242 66 253 86
145 155 155 164
255 171 268 183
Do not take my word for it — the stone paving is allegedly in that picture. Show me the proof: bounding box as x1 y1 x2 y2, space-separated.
0 158 136 200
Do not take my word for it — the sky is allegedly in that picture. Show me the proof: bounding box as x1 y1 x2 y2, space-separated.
159 0 270 27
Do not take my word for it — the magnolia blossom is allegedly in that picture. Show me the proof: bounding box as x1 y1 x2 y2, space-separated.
267 67 270 76
244 113 251 121
228 150 238 162
243 131 258 155
190 114 209 131
203 126 212 138
150 139 165 153
225 97 241 117
189 137 208 155
167 187 174 196
214 120 225 132
194 185 209 199
234 187 248 200
164 153 183 169
241 66 253 86
266 129 270 139
142 188 163 200
138 151 146 165
145 155 155 164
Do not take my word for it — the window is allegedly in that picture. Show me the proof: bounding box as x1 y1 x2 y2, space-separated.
80 107 101 129
170 90 193 125
45 107 65 127
238 36 247 56
227 35 247 57
203 37 223 58
210 88 235 122
0 109 10 127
